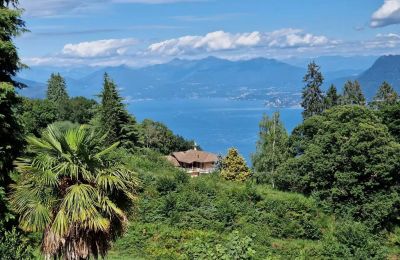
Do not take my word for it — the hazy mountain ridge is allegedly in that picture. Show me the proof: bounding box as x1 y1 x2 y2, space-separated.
18 55 399 106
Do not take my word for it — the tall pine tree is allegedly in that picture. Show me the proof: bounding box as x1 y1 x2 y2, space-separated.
371 81 398 109
325 84 340 109
301 61 325 119
252 112 289 185
46 73 69 103
98 73 140 147
0 0 25 184
341 80 366 106
46 73 69 120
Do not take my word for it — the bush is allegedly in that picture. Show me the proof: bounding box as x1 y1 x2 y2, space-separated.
275 106 400 230
0 227 34 260
321 221 386 259
184 231 256 260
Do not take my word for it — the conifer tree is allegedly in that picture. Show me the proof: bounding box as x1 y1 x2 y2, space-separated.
46 73 69 120
325 84 340 109
252 112 288 185
371 81 398 109
0 0 27 87
46 73 69 103
0 0 25 184
301 61 325 119
221 148 251 181
341 80 366 106
98 73 140 147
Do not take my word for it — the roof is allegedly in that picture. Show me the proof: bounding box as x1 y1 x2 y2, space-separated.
171 149 218 164
165 155 180 167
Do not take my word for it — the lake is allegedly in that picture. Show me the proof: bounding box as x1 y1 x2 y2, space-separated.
128 98 302 164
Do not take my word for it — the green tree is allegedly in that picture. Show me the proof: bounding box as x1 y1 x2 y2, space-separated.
275 106 400 230
221 148 251 181
325 84 340 109
0 83 24 184
46 73 69 120
140 119 195 154
341 80 366 106
252 112 288 185
371 81 398 109
20 98 58 136
10 124 139 259
377 102 400 142
68 96 97 124
301 61 325 119
0 0 27 87
98 73 140 148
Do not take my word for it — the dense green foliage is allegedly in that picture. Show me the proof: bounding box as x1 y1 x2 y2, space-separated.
140 118 196 155
105 152 395 259
341 80 366 106
301 61 325 118
10 124 139 259
371 81 399 109
97 73 141 149
325 84 340 109
275 106 400 230
0 83 24 182
252 112 288 185
221 148 251 181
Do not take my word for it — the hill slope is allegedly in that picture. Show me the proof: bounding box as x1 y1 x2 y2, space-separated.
357 55 400 99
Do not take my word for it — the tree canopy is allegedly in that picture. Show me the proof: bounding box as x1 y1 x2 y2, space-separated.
252 112 288 184
274 106 400 229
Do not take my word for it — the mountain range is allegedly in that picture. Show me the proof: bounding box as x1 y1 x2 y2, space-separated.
17 55 399 106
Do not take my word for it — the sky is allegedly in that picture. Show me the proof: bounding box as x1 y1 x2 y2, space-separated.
15 0 400 68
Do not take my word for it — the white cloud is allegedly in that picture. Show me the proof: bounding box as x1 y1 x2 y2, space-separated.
62 38 137 58
371 0 400 27
148 31 262 55
148 29 332 56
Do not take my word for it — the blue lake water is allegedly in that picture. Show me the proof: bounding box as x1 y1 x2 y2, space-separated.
128 99 302 164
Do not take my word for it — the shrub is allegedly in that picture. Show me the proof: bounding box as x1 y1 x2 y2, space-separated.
275 106 400 230
321 221 386 259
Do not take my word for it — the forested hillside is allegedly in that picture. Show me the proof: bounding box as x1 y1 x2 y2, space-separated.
3 1 400 260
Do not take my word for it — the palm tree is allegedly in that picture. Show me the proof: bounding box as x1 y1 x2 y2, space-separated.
10 124 139 260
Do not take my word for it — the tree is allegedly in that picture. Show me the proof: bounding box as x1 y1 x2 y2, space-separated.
20 98 58 136
10 124 139 259
221 148 251 181
274 106 400 230
371 81 398 109
252 112 288 185
325 84 340 109
98 73 140 148
46 73 69 120
301 61 325 119
0 0 25 182
0 83 24 184
140 119 195 154
377 102 400 142
0 0 27 87
341 80 366 106
68 96 97 124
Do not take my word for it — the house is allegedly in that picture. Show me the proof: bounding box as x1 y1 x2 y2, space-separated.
166 149 218 177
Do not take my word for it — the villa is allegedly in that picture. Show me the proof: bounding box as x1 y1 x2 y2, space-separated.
166 148 218 177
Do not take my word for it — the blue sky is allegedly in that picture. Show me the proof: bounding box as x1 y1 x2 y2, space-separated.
16 0 400 67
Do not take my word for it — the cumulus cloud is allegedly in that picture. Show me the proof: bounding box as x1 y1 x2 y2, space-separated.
148 29 331 56
371 0 400 27
62 38 137 58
